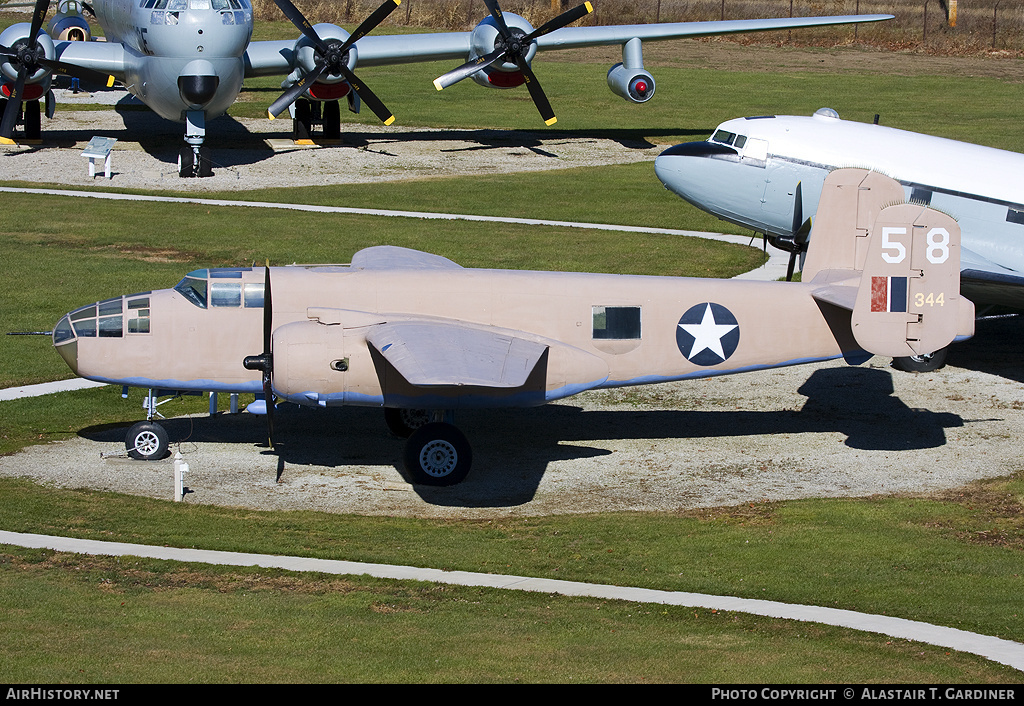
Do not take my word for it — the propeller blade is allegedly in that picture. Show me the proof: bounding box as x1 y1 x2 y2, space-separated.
523 1 593 42
339 0 401 53
339 64 394 125
28 0 51 46
272 0 324 50
267 62 327 118
516 57 556 125
0 69 28 142
482 0 512 38
432 47 504 91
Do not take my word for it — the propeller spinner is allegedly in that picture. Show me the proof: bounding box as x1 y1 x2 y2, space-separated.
433 0 593 126
268 0 400 126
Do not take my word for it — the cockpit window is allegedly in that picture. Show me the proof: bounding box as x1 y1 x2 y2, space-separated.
175 276 208 308
711 130 747 149
712 130 736 145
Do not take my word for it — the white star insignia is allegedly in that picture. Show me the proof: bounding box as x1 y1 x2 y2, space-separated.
679 304 738 361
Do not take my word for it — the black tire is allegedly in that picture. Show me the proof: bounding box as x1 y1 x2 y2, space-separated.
197 145 213 177
178 145 194 178
403 422 472 486
322 100 341 140
892 347 948 373
23 100 41 141
384 407 430 438
125 421 169 461
293 99 312 141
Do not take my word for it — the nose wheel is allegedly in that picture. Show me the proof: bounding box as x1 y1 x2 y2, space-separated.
125 421 170 460
178 143 212 178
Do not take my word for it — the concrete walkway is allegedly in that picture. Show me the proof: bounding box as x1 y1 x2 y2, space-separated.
2 529 1022 673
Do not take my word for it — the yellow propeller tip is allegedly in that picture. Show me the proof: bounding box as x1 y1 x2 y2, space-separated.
585 1 593 12
384 116 396 126
544 116 557 126
268 111 276 120
106 75 115 87
433 79 444 91
0 137 14 145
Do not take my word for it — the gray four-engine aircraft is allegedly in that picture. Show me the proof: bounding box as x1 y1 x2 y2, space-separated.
654 108 1024 371
52 169 972 485
0 0 891 175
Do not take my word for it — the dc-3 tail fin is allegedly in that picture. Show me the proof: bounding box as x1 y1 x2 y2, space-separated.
804 168 974 359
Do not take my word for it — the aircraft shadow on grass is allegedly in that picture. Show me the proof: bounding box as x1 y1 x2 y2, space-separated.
78 365 963 508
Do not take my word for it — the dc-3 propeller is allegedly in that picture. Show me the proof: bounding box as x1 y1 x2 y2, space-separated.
0 0 112 143
433 0 594 125
242 264 276 449
268 0 401 125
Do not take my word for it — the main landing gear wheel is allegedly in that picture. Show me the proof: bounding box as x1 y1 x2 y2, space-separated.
892 347 948 373
384 407 431 438
403 422 472 486
125 421 169 461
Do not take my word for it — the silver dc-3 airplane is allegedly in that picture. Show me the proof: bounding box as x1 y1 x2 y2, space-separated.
52 168 973 486
0 0 891 175
654 108 1024 370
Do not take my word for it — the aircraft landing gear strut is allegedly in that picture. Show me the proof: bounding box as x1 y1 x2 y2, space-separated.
178 110 213 178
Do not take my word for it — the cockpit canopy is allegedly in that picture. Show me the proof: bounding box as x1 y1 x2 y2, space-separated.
174 267 265 309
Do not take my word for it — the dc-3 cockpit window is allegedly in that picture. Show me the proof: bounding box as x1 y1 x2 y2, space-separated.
711 130 747 149
593 306 642 340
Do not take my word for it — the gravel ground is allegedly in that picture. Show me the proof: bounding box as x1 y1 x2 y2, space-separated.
0 92 664 190
2 90 1023 519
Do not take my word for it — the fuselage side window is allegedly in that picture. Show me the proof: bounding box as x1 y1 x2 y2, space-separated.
593 306 642 340
1006 208 1024 226
127 297 151 334
244 282 265 308
210 282 242 307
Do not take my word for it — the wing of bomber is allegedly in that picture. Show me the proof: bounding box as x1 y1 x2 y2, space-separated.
365 320 547 388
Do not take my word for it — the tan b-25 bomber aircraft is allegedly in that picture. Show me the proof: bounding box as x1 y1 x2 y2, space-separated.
52 169 974 485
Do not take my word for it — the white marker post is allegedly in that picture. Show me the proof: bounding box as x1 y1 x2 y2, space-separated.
173 451 189 502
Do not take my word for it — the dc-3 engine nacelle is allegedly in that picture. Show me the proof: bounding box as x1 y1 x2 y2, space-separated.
0 24 55 88
607 63 655 103
467 13 538 89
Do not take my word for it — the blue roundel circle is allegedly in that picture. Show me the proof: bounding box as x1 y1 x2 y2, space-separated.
675 303 740 366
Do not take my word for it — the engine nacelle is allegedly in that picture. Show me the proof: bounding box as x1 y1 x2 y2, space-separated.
607 63 655 103
47 0 92 42
0 24 55 86
291 23 355 86
467 12 537 89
